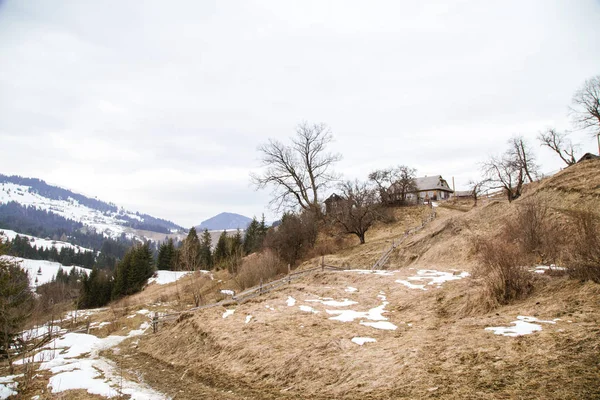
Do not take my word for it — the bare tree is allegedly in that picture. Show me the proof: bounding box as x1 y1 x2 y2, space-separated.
483 153 523 202
507 136 538 183
332 180 380 244
368 165 417 205
252 122 341 215
538 128 578 166
468 179 489 206
571 75 600 154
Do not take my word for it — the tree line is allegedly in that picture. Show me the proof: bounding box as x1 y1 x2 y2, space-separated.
3 234 96 268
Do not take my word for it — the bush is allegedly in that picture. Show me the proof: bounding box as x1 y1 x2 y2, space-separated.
474 238 536 308
263 211 318 267
234 250 286 290
565 210 600 283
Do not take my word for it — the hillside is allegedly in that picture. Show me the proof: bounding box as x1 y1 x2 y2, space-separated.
0 175 185 244
197 212 252 231
5 160 600 399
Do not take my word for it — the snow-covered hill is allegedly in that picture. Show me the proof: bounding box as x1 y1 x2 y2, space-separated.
1 182 143 239
0 256 91 287
0 229 94 253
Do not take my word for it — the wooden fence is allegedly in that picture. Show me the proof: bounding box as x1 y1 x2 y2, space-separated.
150 258 345 332
370 208 437 270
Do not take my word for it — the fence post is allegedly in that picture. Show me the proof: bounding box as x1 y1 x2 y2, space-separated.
259 279 263 295
288 264 291 284
321 256 324 271
152 312 158 334
86 319 91 335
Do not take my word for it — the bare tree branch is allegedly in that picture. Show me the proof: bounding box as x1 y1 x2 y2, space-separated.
251 122 341 214
570 75 600 154
538 128 578 166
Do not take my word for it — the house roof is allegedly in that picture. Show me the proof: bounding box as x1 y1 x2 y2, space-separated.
412 176 453 193
577 153 600 163
324 193 344 203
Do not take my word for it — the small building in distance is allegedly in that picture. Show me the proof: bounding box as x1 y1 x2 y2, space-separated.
405 175 454 204
577 153 600 163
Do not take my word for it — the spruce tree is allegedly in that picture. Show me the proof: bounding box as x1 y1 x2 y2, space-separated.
213 230 229 266
199 229 213 269
181 228 202 270
243 218 259 255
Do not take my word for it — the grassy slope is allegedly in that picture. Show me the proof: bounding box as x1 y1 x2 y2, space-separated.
131 160 600 399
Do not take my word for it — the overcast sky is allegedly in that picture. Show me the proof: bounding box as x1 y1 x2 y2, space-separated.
0 1 598 227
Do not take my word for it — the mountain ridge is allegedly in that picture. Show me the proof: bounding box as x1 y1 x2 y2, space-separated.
196 212 252 231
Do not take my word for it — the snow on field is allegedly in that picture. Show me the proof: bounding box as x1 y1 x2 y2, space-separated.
221 289 235 296
485 316 557 337
396 269 469 290
147 270 192 285
18 320 167 399
0 256 91 287
21 324 62 341
345 286 358 293
299 305 319 313
532 265 567 274
325 297 398 330
351 337 376 346
360 321 397 330
245 315 252 323
0 374 22 399
345 269 396 276
0 229 93 253
222 309 235 319
306 298 358 307
286 296 296 306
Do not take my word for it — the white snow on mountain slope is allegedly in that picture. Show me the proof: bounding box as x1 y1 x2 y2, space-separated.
0 229 93 253
0 182 145 240
0 256 91 287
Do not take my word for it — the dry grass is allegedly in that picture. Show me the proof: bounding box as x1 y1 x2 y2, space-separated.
134 270 600 399
234 250 287 290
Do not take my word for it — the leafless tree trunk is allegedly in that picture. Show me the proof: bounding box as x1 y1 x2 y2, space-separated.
570 75 600 154
468 179 489 206
251 122 341 215
508 136 538 183
482 154 524 202
538 129 578 166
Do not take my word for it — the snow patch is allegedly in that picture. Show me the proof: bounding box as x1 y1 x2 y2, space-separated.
345 286 358 293
222 309 235 319
299 305 319 313
245 315 252 324
396 269 469 290
147 270 192 285
485 315 557 337
345 269 396 276
351 337 377 345
220 289 235 296
0 256 91 287
306 298 358 307
360 321 397 330
286 296 296 306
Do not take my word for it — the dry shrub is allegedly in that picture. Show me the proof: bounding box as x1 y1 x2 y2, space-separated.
473 238 536 309
234 250 286 290
565 210 600 283
503 198 563 263
263 211 318 267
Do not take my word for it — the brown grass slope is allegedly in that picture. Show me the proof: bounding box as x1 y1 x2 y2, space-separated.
132 159 600 399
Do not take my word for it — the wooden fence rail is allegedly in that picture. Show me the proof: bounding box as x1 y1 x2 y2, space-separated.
371 208 437 270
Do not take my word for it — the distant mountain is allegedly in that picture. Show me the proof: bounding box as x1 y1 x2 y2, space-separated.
197 212 252 231
0 174 185 243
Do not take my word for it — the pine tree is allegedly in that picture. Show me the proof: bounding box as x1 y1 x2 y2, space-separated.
180 228 202 271
199 229 213 269
243 218 259 255
213 230 229 266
